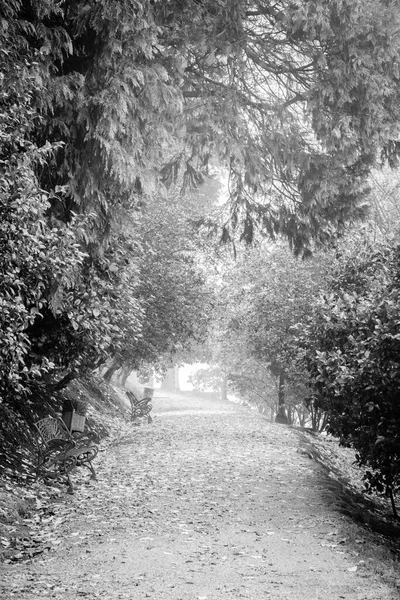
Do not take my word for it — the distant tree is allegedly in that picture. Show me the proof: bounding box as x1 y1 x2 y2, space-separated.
101 186 216 383
198 242 322 421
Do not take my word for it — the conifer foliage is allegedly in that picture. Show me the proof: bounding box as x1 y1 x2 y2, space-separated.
5 1 400 245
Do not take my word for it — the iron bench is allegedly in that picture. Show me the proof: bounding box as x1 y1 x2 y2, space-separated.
34 416 98 493
126 390 153 424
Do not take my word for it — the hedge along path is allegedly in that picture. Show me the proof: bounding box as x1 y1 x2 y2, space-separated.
1 394 398 599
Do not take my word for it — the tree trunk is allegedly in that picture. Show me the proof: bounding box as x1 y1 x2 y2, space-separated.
161 367 180 392
102 357 122 383
117 364 133 387
287 405 294 426
221 374 228 401
275 370 288 424
51 370 77 391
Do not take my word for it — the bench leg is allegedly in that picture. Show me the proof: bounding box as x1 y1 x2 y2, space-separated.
67 445 98 482
66 473 74 494
87 460 97 480
38 454 76 493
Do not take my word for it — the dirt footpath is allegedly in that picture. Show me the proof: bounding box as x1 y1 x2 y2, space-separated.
1 393 399 599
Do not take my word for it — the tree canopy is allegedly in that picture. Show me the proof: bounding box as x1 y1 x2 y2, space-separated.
3 1 400 251
162 0 400 252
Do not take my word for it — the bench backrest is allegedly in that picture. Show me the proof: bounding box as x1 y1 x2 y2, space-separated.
126 390 139 407
34 416 72 448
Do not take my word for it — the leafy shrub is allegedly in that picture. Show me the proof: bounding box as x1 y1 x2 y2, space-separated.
299 242 400 515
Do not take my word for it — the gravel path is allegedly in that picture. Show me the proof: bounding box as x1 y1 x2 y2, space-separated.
1 393 398 599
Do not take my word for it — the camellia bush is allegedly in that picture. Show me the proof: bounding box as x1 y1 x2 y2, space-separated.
298 241 400 517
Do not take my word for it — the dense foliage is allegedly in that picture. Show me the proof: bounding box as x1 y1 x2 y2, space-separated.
295 240 400 514
4 1 400 242
0 0 213 418
160 0 400 253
